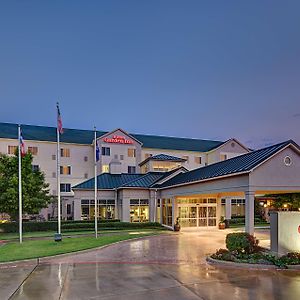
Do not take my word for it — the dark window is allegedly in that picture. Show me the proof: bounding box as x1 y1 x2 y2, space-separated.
128 166 136 174
102 147 110 156
32 165 39 172
60 183 71 193
67 204 71 214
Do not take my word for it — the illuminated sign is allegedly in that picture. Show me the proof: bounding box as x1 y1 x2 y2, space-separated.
103 135 133 144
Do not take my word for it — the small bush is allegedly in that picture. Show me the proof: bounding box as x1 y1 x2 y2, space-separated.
0 220 162 233
211 248 233 261
226 232 259 254
279 252 300 266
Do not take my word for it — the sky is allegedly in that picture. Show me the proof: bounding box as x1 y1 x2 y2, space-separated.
0 1 299 149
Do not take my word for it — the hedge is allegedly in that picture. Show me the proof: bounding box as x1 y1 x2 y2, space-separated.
0 221 162 233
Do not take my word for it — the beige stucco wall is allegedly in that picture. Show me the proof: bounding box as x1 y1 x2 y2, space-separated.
159 174 249 198
250 146 300 193
207 140 249 165
98 129 142 174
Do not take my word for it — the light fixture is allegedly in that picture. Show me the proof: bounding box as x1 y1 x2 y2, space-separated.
283 203 288 208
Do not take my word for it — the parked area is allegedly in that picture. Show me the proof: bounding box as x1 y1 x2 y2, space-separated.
1 228 300 300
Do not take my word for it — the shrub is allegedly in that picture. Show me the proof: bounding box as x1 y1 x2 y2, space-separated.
279 252 300 266
211 248 233 261
226 232 259 254
0 220 162 233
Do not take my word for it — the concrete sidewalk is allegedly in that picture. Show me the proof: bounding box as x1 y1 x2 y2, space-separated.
1 229 300 300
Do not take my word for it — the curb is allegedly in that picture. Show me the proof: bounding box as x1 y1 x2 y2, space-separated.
206 256 300 270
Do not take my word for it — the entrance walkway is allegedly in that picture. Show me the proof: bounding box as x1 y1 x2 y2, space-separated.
1 229 300 300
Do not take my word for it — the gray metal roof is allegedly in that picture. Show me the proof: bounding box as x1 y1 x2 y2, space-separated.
156 140 299 188
0 122 224 152
139 153 186 166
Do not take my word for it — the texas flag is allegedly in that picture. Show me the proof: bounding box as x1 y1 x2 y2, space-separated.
19 128 26 157
96 140 100 162
57 103 63 134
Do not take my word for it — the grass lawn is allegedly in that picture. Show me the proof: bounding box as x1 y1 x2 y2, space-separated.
0 228 165 241
0 230 164 263
228 223 270 229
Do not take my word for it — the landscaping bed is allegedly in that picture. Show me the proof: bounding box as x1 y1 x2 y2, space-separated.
209 232 300 269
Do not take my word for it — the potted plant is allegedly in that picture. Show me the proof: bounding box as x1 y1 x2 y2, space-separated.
219 216 226 230
174 217 181 231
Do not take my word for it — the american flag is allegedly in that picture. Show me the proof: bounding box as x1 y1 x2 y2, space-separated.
57 103 63 134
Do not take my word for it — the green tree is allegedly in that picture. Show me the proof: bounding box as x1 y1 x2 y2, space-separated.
0 152 52 220
266 193 300 210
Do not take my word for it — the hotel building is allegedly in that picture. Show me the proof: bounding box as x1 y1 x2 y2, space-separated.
1 122 300 234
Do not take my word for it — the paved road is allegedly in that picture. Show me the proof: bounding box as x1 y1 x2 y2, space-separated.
1 229 300 300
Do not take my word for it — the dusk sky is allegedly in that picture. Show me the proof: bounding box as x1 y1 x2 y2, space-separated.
0 1 300 149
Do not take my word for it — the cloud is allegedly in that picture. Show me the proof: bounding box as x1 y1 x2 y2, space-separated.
292 113 300 118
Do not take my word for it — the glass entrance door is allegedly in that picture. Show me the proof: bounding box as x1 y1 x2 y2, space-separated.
178 204 217 228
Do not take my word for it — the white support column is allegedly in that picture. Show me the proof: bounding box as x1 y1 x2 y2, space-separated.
172 197 177 229
216 197 222 226
160 199 163 224
245 191 255 235
225 197 232 220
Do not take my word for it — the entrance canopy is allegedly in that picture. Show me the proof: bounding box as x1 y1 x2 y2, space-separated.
156 140 300 234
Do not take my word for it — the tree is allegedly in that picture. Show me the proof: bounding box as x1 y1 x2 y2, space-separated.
0 152 53 220
266 193 300 210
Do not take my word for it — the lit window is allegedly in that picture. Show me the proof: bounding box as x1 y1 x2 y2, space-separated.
128 148 136 158
128 166 136 174
195 157 202 164
60 165 71 175
102 165 109 173
101 147 110 156
182 156 189 163
8 145 18 155
28 146 38 155
61 148 70 157
220 154 227 161
60 183 71 193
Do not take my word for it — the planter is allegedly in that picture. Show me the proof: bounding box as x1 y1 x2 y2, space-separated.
174 224 181 232
218 223 225 230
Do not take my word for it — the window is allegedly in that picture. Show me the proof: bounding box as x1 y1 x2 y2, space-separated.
80 199 115 220
60 183 71 193
32 165 39 172
84 156 88 162
128 166 136 174
84 173 88 179
145 153 152 159
128 148 136 158
61 148 70 157
220 154 227 161
52 172 56 178
182 155 189 163
60 166 71 175
102 147 110 156
102 165 109 173
8 145 17 155
67 204 72 215
120 155 124 160
28 146 38 155
195 157 202 164
52 154 56 160
130 199 149 223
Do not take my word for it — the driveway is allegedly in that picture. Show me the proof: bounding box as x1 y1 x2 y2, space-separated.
1 229 300 300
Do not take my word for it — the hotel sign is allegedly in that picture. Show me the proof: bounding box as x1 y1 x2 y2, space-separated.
103 135 133 144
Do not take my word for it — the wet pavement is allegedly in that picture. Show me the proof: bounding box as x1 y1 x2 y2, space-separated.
1 229 300 300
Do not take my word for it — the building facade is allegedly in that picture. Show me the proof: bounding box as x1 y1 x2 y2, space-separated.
0 122 250 221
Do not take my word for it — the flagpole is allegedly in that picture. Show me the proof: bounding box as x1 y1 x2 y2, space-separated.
94 126 98 238
18 125 23 244
57 103 61 236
